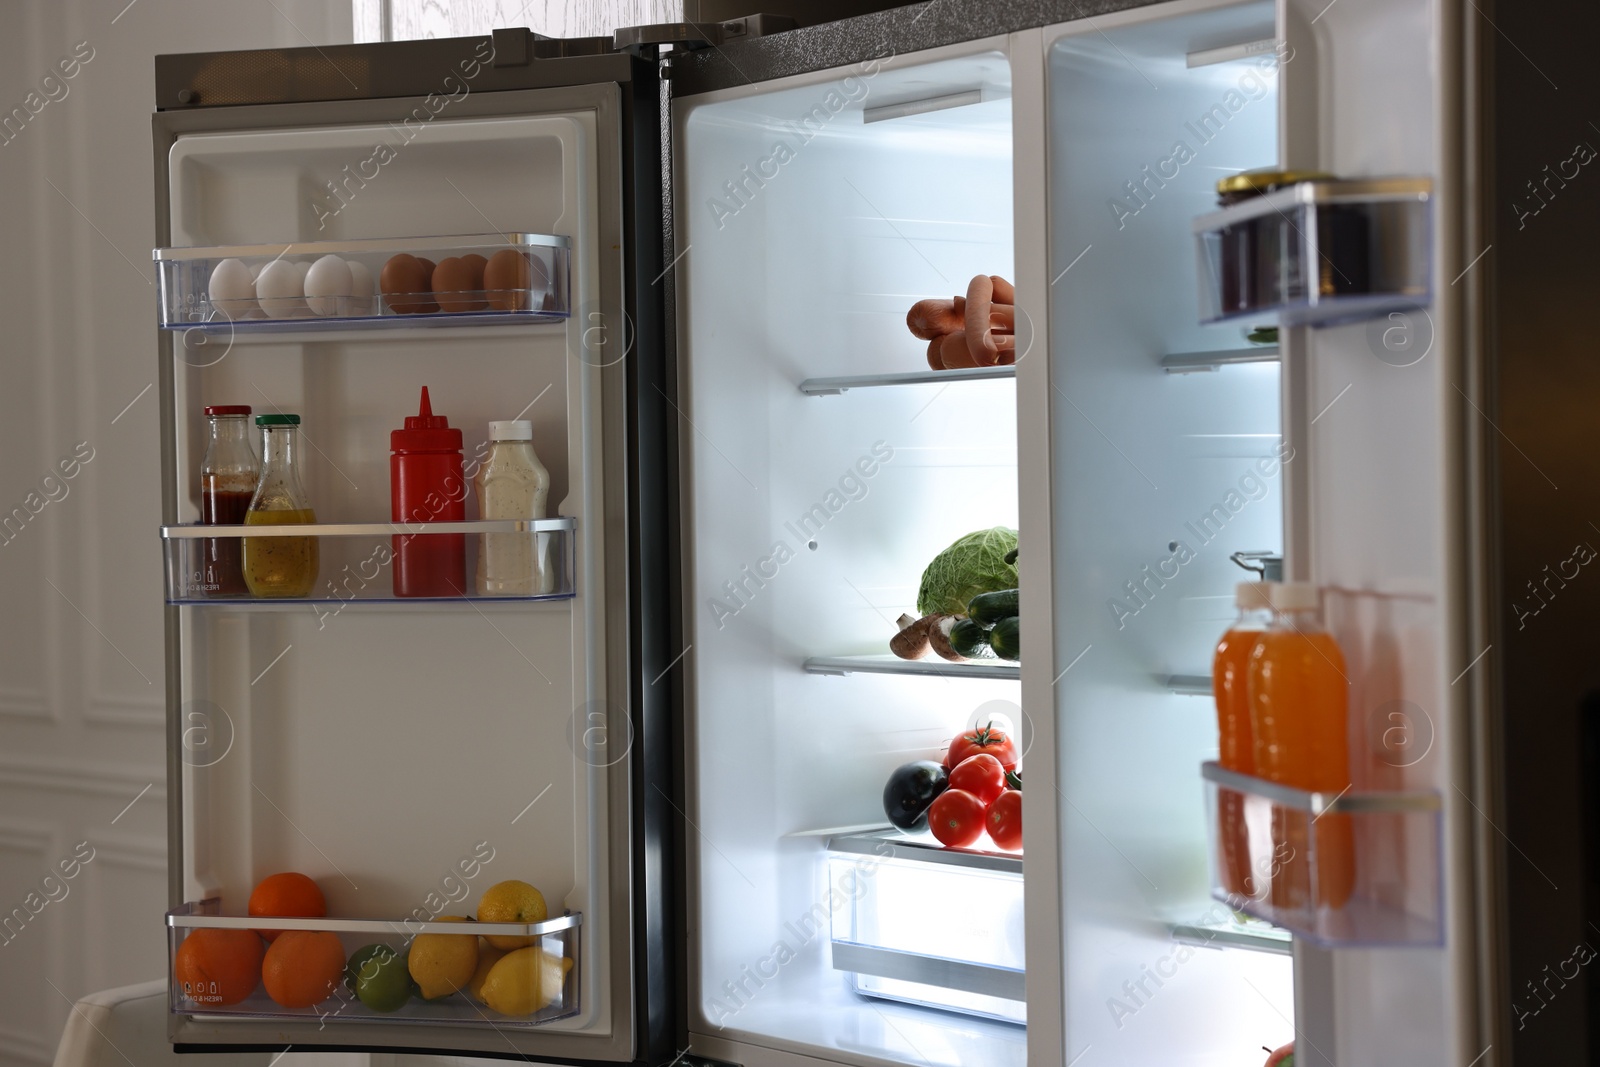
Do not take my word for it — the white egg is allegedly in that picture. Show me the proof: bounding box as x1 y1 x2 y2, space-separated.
207 258 257 318
254 259 305 317
345 260 374 315
304 254 354 316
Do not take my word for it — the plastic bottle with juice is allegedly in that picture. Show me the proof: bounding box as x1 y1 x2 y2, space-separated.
1247 581 1356 912
1213 581 1274 900
243 414 319 598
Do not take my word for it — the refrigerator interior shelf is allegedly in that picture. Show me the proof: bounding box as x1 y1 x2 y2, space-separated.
161 518 576 605
168 902 581 1028
156 233 572 333
1161 345 1281 373
1167 916 1293 956
798 365 1016 395
1201 761 1444 947
1193 177 1433 328
802 654 1019 681
827 828 1024 1025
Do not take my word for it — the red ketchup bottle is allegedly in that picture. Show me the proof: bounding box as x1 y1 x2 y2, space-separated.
390 387 466 597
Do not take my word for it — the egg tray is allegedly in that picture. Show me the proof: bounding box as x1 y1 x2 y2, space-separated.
155 233 572 334
167 902 582 1028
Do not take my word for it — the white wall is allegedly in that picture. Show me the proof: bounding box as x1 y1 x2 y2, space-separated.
0 5 348 1067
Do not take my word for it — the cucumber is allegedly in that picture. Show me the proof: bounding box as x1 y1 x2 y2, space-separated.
949 618 993 659
967 589 1019 627
989 617 1020 661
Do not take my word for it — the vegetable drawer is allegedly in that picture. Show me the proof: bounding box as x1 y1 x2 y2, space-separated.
827 829 1024 1025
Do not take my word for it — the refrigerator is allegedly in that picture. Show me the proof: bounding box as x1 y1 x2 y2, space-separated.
146 0 1580 1064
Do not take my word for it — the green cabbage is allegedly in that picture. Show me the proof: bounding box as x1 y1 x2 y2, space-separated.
917 527 1019 616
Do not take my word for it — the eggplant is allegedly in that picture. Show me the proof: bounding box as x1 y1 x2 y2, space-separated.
882 760 949 831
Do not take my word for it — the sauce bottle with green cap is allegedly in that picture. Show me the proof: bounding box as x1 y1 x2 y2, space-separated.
390 386 466 597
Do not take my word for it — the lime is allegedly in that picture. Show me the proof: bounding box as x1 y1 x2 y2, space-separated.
345 943 411 1013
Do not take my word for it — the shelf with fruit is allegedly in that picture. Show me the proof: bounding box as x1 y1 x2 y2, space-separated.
155 233 571 336
169 873 579 1027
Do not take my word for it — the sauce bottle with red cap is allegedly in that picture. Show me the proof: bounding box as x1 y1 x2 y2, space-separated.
390 387 466 597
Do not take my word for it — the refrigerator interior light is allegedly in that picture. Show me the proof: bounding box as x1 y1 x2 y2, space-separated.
862 89 985 124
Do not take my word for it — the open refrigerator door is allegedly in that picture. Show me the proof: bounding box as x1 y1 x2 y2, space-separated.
153 41 669 1062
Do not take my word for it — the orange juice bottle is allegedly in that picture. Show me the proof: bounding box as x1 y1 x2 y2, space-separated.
1212 581 1274 900
1248 582 1355 912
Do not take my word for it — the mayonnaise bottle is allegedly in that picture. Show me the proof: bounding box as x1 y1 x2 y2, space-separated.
474 419 552 595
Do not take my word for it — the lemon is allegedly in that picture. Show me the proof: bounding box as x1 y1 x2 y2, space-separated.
476 880 547 950
407 916 478 999
479 944 573 1017
467 939 509 1004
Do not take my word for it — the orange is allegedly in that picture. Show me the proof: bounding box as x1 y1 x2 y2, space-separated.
174 928 265 1006
248 872 327 942
261 930 346 1008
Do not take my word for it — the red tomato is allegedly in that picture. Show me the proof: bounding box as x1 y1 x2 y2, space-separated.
944 721 1019 772
986 790 1022 850
927 789 987 848
948 754 1007 805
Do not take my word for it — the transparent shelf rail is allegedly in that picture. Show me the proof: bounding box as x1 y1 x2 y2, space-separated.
168 903 580 1028
1162 345 1280 373
156 233 571 334
799 366 1016 395
1193 177 1432 328
803 655 1019 681
1201 761 1443 947
828 829 1024 1025
161 518 575 604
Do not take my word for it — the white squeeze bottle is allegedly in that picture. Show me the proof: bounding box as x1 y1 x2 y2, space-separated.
474 420 552 595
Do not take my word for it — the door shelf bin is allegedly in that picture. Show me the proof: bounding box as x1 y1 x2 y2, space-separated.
1201 762 1443 948
155 233 571 333
827 829 1024 1025
167 903 580 1028
1192 178 1432 328
161 518 576 604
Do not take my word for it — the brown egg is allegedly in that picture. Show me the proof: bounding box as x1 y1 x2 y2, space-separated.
433 255 487 313
414 258 439 313
483 249 532 311
380 254 434 315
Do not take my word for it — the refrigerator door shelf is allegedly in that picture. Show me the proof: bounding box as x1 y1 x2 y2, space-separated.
827 829 1024 1025
1201 761 1444 948
1192 177 1433 328
155 233 572 333
161 519 575 604
168 903 580 1028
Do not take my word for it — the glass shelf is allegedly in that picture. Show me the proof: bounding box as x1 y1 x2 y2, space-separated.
1161 345 1280 373
1201 761 1443 947
798 366 1016 395
828 829 1024 1024
155 233 571 334
803 654 1019 681
1193 177 1432 328
168 902 580 1028
161 518 575 605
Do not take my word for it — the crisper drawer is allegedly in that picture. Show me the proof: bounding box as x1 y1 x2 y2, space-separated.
828 830 1024 1025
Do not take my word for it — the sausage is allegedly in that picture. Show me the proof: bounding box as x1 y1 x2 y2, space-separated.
939 330 980 368
964 274 1002 366
926 337 945 371
907 298 962 340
